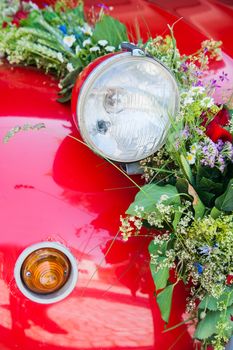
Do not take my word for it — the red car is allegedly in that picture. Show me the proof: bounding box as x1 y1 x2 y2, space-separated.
0 1 232 349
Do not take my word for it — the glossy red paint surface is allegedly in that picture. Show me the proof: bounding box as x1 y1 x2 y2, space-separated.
0 1 233 350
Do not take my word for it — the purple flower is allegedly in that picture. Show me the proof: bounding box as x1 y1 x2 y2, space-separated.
181 62 188 72
210 79 221 89
97 3 109 10
216 139 224 151
193 80 204 87
219 71 229 82
182 126 190 139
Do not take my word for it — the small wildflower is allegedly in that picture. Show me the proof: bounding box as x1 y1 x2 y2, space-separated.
75 45 81 55
59 24 67 35
63 35 76 48
105 45 115 52
219 71 229 82
198 245 211 255
57 52 64 63
90 46 100 52
160 194 169 202
98 39 108 47
83 38 92 47
186 152 196 165
66 62 74 72
190 143 198 154
200 96 214 108
81 23 93 36
194 262 204 274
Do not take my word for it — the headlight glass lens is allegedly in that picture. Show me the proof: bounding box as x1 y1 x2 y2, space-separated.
77 53 179 163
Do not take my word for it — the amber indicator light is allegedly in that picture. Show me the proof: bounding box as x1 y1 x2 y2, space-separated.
21 248 71 294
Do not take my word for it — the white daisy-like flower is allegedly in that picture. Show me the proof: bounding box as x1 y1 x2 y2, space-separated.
57 52 64 63
66 62 74 72
75 45 81 55
186 152 196 165
83 38 92 47
90 46 100 52
200 96 214 108
105 45 115 52
63 35 76 48
81 23 93 36
190 143 198 154
98 39 108 47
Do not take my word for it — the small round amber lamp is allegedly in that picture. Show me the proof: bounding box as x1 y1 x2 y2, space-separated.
21 248 71 294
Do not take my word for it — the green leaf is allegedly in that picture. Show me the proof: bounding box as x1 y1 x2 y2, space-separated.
148 239 168 256
157 284 175 323
199 177 223 194
151 266 169 290
176 178 205 219
92 15 128 47
194 310 221 339
195 305 233 340
180 155 194 185
210 206 222 219
199 287 233 311
126 184 180 216
215 179 233 212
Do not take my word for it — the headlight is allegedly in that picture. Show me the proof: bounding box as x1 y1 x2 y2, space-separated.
72 47 179 163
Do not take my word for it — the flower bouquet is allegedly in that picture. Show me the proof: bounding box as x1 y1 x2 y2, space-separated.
120 38 233 350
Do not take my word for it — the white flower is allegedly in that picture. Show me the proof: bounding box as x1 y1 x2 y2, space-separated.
75 45 81 55
57 52 64 63
98 39 108 47
200 96 214 108
183 96 194 106
83 38 92 47
160 194 169 202
190 143 198 154
186 152 196 165
90 46 100 52
191 86 205 94
81 23 93 36
66 62 74 72
63 35 76 48
105 45 115 52
28 1 39 10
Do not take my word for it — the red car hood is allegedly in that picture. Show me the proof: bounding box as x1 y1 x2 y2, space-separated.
0 1 232 350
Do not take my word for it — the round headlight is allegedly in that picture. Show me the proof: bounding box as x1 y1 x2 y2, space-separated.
72 50 179 163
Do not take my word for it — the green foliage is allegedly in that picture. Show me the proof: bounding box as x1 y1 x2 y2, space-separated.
176 178 205 219
194 305 233 340
126 184 180 216
199 287 233 311
92 15 128 47
149 240 169 290
157 284 175 323
215 179 233 211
